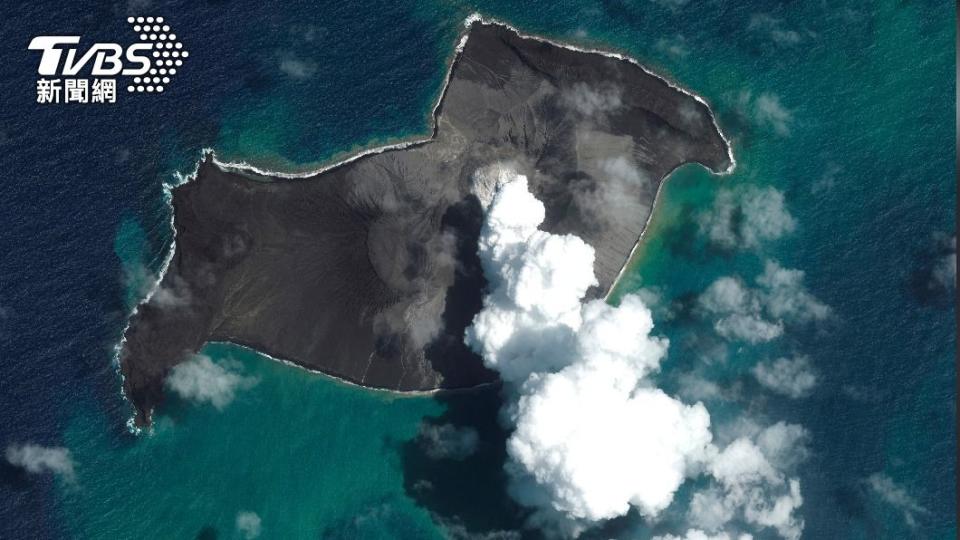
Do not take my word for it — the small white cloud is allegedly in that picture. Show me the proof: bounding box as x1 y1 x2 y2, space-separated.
748 14 802 46
757 261 831 323
655 530 753 540
679 426 807 540
634 286 675 321
698 186 796 250
699 261 830 343
5 444 75 481
752 356 817 398
811 164 840 195
755 422 810 470
236 511 262 539
715 314 784 343
687 488 736 532
677 373 726 402
931 234 956 291
734 91 794 136
656 35 690 60
867 473 929 528
418 423 479 460
279 57 317 79
698 277 783 343
165 354 259 410
710 438 779 486
438 515 522 539
754 94 794 136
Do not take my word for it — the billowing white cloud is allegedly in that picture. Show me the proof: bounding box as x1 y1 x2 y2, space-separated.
465 176 597 383
752 356 817 398
236 511 262 539
467 174 713 533
509 376 712 522
5 443 75 481
695 425 807 540
699 261 829 343
466 172 808 539
419 423 479 460
867 473 929 528
165 354 259 410
698 186 796 250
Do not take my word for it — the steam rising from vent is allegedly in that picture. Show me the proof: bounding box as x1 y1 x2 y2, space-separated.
465 171 807 538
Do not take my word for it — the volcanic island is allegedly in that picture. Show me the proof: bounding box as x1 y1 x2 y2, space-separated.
119 18 733 427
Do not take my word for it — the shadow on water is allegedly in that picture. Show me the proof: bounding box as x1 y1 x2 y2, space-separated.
907 234 956 308
400 192 669 539
195 525 218 540
319 494 436 540
0 462 31 492
829 483 881 538
396 384 645 540
399 385 537 539
390 191 533 537
659 204 735 265
424 195 498 388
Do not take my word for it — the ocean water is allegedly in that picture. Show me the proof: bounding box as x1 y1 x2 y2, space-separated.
0 0 954 539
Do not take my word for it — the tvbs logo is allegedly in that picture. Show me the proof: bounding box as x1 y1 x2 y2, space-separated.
28 16 188 104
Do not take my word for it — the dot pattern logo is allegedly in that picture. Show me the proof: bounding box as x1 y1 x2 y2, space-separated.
125 16 188 93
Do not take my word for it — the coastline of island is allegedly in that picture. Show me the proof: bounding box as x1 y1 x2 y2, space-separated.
116 14 734 430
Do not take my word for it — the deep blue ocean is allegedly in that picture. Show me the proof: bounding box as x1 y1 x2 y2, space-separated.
0 1 954 538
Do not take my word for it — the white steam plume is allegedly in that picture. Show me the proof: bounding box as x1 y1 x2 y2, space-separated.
465 172 806 538
466 175 712 532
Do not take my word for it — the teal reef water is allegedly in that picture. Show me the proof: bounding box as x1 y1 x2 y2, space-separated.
60 344 445 539
0 0 953 538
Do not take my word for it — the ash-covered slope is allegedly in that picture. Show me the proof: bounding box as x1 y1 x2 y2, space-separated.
120 20 732 427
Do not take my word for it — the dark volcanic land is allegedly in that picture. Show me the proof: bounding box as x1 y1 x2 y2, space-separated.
120 20 732 426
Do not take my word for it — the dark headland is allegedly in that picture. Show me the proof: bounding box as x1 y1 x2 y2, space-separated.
120 19 732 427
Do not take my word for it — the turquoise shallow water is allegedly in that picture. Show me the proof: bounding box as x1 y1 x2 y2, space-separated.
60 343 445 539
0 0 952 538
